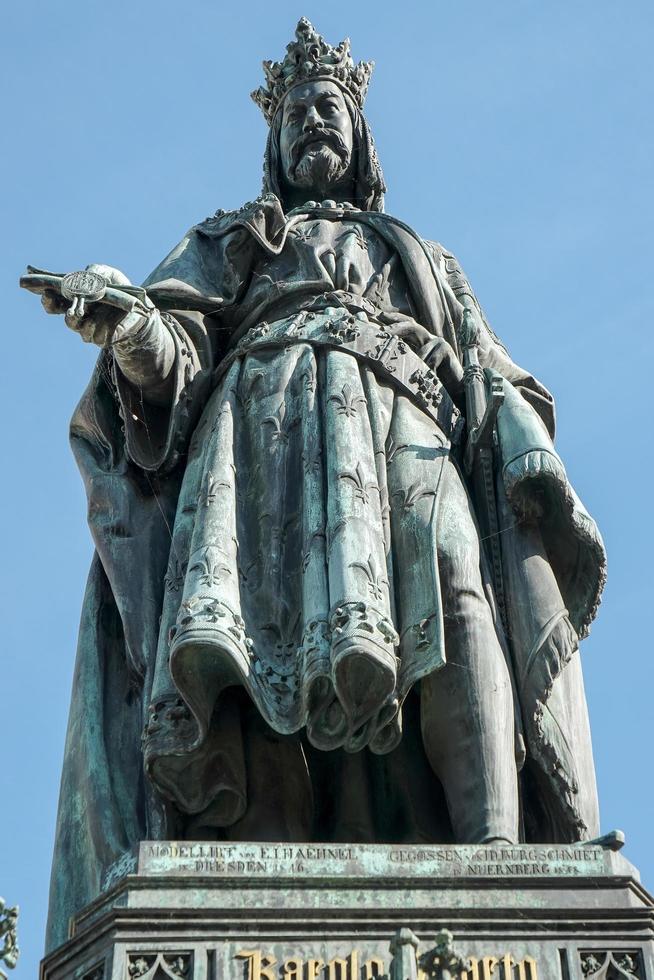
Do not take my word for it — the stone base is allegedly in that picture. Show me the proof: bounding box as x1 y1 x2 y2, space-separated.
41 841 654 980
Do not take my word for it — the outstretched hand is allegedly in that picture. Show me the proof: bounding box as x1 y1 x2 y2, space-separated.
41 264 136 346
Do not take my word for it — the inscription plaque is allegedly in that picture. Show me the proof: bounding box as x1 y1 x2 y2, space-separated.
139 841 610 880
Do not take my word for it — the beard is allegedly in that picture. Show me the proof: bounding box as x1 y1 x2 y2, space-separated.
288 137 351 195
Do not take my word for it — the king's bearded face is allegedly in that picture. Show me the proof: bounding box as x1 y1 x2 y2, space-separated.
279 80 355 197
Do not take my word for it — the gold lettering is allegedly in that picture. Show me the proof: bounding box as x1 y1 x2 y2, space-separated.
327 958 349 980
230 947 537 980
306 960 324 980
283 959 302 980
481 957 499 980
363 958 384 980
235 950 278 980
500 955 515 980
467 957 480 980
516 957 538 980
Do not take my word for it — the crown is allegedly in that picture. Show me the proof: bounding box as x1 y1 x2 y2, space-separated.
251 18 374 126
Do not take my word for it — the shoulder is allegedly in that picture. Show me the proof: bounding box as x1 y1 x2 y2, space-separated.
423 240 469 279
193 193 285 238
192 206 241 235
423 240 510 354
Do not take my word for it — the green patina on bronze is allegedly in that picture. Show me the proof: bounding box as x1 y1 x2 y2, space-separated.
21 18 606 955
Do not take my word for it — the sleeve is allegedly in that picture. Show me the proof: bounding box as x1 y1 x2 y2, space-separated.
111 308 217 472
108 219 257 473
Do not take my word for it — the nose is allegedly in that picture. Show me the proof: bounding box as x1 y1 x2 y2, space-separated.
303 105 324 131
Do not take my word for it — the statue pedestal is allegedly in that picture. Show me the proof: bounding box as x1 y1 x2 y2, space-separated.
41 842 654 980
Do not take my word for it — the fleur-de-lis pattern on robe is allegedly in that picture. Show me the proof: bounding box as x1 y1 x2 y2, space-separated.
148 217 453 800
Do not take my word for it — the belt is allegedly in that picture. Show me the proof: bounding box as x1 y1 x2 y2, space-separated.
214 306 463 444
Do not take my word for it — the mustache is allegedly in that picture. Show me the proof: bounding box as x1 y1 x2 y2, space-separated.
290 129 349 170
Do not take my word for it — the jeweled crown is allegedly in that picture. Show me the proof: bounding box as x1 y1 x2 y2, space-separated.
251 18 374 126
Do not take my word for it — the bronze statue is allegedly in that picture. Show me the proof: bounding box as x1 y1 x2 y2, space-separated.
21 19 606 953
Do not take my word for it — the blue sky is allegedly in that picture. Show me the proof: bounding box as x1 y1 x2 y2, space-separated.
2 1 653 975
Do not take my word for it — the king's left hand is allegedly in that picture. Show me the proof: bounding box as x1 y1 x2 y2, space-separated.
419 337 464 400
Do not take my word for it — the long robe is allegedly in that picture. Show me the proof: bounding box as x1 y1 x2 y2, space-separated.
46 195 605 950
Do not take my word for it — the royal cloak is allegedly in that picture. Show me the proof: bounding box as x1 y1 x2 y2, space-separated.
46 196 605 950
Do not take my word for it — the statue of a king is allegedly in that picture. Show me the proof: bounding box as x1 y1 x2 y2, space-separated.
24 19 606 952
